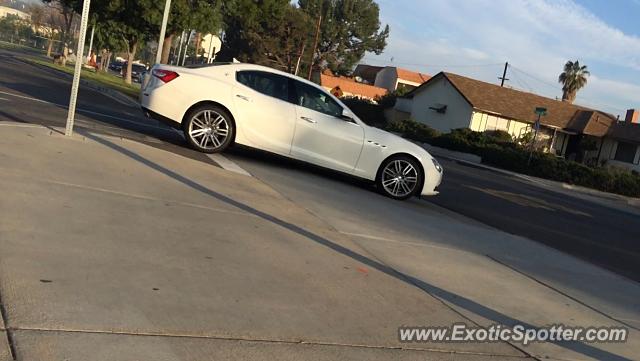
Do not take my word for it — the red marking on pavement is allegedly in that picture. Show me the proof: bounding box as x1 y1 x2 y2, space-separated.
357 267 368 275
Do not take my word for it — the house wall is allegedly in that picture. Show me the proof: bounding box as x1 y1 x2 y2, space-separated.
0 6 30 20
395 97 413 113
599 138 640 172
374 67 398 91
552 132 570 156
409 76 473 132
470 111 531 139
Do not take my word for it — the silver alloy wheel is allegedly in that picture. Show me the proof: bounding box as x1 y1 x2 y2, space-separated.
381 159 419 198
188 109 230 151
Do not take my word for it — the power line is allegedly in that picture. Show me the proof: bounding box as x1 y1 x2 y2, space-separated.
509 65 559 92
509 67 533 93
361 57 503 69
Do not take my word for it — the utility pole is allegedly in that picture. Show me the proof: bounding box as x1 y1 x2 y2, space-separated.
155 0 172 64
65 0 91 137
87 24 95 62
175 30 184 65
181 30 192 66
294 43 305 76
307 15 322 81
499 61 509 87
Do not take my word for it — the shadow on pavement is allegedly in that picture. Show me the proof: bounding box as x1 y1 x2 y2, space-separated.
81 130 631 361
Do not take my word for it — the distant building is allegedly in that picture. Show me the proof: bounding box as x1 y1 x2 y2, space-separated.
320 73 387 101
0 5 30 20
597 110 640 172
353 64 430 93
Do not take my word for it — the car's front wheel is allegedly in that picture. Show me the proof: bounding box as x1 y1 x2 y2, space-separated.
184 105 234 153
376 155 423 200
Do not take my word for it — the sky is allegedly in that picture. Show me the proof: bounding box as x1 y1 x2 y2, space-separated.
366 0 640 117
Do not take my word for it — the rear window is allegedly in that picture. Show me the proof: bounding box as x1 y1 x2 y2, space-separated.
236 71 290 102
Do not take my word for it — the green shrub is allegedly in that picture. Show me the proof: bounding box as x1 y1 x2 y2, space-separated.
387 119 439 143
419 128 640 197
484 129 514 143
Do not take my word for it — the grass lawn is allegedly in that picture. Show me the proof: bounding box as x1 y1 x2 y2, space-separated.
21 56 140 100
0 40 42 52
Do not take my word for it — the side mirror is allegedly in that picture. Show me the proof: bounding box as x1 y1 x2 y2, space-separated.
340 109 355 122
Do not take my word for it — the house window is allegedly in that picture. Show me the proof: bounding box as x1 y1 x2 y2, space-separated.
614 141 637 164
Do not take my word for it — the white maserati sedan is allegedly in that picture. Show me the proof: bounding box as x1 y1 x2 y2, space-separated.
140 63 442 200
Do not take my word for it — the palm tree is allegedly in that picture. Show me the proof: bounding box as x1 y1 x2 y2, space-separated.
558 60 590 103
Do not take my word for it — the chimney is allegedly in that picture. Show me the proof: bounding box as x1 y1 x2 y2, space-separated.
625 109 639 124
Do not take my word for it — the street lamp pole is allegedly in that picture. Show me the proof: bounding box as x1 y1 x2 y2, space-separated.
64 0 91 137
155 0 172 64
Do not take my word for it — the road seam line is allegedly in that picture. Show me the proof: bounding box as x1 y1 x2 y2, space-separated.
0 90 172 132
45 179 258 218
8 326 530 358
0 171 258 219
207 153 252 176
486 255 639 332
338 231 476 254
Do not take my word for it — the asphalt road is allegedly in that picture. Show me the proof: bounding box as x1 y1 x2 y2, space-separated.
1 46 639 283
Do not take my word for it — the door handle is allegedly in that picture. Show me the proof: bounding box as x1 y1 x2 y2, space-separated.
236 94 250 101
301 116 316 123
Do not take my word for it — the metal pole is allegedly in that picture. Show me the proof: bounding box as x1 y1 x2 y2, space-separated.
87 24 94 63
155 0 172 64
499 61 508 87
207 34 214 63
294 43 305 76
175 30 184 65
181 30 192 66
307 15 322 80
527 113 541 165
65 0 91 137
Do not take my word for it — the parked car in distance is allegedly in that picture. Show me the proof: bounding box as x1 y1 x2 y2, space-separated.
140 63 443 200
108 61 124 72
120 62 147 83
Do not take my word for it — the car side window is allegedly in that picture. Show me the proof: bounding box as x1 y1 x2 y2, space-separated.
236 71 289 102
293 81 343 118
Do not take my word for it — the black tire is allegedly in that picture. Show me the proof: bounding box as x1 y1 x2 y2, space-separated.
376 155 424 200
183 104 235 153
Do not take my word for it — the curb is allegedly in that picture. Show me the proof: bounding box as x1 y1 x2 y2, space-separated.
428 148 640 211
18 57 139 108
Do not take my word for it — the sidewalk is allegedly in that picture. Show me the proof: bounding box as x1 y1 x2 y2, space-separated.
0 124 526 360
423 143 640 216
0 124 638 360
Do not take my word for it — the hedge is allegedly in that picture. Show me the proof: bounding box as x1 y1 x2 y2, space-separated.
387 119 640 198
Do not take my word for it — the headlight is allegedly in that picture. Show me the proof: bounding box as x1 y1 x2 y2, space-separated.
432 158 443 173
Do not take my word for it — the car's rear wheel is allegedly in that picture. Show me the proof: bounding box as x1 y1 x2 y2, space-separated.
183 105 234 153
376 155 423 200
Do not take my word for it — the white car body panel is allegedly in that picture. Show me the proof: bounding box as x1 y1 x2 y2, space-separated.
140 63 442 196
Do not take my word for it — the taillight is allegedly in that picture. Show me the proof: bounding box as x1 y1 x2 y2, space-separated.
152 69 179 83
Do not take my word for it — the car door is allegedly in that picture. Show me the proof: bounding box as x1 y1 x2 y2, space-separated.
232 70 296 154
290 79 365 172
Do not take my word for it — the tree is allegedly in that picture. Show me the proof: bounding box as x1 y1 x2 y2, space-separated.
91 0 163 84
558 60 590 103
298 0 389 75
92 21 127 72
159 0 222 64
42 0 81 58
219 0 312 72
